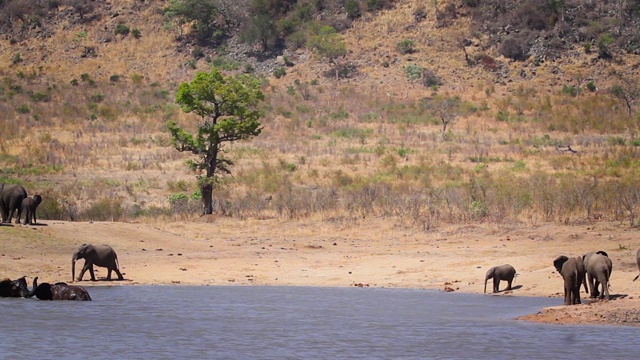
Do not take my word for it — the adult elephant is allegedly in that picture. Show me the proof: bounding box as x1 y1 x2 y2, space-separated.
633 249 640 281
484 264 516 293
553 255 588 305
582 251 612 300
0 276 32 298
25 277 91 301
20 194 42 225
72 244 124 282
0 183 28 224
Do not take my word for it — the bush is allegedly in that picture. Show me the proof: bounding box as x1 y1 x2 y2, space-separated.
115 23 130 36
16 104 30 114
345 0 361 19
274 67 287 78
499 36 529 61
396 39 416 54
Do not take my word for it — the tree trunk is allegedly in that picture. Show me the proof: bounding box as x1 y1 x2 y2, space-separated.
201 183 214 215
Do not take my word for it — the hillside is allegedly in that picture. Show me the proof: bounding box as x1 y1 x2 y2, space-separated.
1 0 640 227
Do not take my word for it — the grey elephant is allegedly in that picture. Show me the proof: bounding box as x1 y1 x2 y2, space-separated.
484 264 516 293
0 276 32 298
0 183 27 223
633 249 640 281
553 255 588 305
72 244 124 282
24 277 91 301
582 251 612 300
20 194 42 225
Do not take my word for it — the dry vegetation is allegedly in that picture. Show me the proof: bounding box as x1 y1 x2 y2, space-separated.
1 0 640 231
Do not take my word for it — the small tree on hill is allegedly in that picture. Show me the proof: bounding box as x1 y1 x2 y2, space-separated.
167 68 264 215
307 25 347 80
423 96 463 142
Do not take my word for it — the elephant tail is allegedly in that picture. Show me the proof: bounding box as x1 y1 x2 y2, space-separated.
634 274 640 282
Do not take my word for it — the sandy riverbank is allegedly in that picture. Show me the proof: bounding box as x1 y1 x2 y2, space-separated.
2 217 639 326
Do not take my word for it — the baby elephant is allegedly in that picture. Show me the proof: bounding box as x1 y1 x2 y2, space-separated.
72 244 124 282
21 194 42 225
484 264 516 293
553 255 588 305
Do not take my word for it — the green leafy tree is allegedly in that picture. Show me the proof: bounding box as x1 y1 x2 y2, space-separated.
167 68 264 215
307 25 347 80
163 0 237 44
242 14 279 52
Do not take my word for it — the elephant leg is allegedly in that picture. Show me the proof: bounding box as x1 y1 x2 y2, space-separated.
106 268 112 280
587 274 597 298
593 279 602 298
563 285 571 305
88 266 96 281
572 285 581 304
78 263 91 281
114 268 124 280
601 278 611 300
493 278 500 293
505 279 513 291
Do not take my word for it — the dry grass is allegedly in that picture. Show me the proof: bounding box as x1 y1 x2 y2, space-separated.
2 0 640 227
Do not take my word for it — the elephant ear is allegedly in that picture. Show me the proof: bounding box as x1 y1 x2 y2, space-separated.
596 250 609 257
553 255 569 273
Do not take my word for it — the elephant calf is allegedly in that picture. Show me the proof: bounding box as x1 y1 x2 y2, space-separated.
72 243 124 282
583 251 612 300
21 194 42 225
553 255 588 305
484 264 516 293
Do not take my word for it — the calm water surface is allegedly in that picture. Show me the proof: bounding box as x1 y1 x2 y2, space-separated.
1 286 639 359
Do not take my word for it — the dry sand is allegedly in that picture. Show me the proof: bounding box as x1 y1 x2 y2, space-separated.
2 217 640 326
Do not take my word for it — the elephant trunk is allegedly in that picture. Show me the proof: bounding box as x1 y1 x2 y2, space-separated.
71 259 76 283
484 276 489 294
23 277 38 298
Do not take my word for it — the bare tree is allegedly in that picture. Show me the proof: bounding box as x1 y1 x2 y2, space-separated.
424 96 463 142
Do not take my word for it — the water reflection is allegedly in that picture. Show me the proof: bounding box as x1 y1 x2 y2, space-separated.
1 286 638 359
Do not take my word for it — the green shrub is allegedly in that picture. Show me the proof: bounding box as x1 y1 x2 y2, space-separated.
132 28 141 38
396 39 416 54
115 23 130 36
90 93 105 103
11 53 21 65
110 74 121 82
345 0 361 19
16 104 30 114
29 92 50 102
274 67 287 78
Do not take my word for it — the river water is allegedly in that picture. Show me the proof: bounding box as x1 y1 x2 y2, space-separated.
1 286 638 359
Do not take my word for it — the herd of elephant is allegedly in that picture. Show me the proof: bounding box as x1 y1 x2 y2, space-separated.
0 183 42 225
485 249 640 306
0 244 124 301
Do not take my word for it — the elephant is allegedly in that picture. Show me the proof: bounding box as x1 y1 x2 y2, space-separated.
484 264 516 293
582 251 613 300
24 277 91 301
20 194 42 225
0 276 32 298
0 183 28 224
553 255 588 305
633 248 640 281
72 244 124 282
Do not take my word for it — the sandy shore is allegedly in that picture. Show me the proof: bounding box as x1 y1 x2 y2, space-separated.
2 217 639 326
